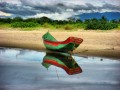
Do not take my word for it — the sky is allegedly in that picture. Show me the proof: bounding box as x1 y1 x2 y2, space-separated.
0 0 120 20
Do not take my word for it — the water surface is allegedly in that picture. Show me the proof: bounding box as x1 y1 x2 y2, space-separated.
0 47 120 90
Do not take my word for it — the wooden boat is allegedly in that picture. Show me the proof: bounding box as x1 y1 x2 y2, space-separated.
42 52 82 75
42 32 83 53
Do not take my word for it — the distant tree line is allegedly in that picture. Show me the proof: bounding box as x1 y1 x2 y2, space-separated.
84 16 119 30
0 16 120 30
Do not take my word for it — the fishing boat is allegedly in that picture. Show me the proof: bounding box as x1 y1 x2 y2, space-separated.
42 52 82 75
42 32 83 53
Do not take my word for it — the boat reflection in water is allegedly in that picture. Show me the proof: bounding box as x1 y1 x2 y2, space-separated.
42 52 82 75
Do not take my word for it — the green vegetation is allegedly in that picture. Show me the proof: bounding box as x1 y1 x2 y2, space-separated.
11 22 39 28
0 16 120 30
85 16 118 30
118 24 120 29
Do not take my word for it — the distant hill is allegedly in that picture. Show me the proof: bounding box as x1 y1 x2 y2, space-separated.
74 12 120 21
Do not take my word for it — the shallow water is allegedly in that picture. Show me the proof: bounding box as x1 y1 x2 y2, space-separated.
0 47 120 90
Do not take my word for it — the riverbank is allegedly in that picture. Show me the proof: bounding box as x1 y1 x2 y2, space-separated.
0 30 120 59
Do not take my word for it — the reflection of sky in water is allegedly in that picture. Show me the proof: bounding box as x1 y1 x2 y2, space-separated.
0 47 120 90
0 48 45 63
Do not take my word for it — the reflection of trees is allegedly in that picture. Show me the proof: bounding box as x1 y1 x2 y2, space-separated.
0 48 29 58
0 48 6 55
16 49 28 58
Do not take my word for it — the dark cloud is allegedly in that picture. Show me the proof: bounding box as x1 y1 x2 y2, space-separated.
102 3 120 11
20 0 99 13
0 2 36 16
57 3 65 7
20 0 120 14
70 3 99 12
20 0 67 13
0 0 120 19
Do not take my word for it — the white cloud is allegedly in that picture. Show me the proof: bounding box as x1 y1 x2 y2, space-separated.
0 11 11 16
30 12 74 20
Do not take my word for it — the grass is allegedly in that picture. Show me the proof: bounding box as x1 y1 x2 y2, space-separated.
0 23 16 31
118 24 120 30
0 23 11 29
11 22 39 28
0 22 120 31
14 23 86 31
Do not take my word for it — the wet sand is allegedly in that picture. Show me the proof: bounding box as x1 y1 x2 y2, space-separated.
0 30 120 59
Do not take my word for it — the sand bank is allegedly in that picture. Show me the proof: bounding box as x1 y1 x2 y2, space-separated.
0 30 120 59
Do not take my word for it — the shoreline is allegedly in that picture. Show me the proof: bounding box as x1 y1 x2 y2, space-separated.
0 30 120 59
0 46 120 60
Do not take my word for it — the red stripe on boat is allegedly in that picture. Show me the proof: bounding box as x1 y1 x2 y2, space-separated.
44 59 82 75
44 37 83 46
75 38 83 44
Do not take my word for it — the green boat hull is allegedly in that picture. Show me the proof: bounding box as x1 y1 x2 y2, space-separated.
42 32 83 52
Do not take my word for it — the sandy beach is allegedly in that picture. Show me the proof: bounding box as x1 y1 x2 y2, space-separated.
0 29 120 59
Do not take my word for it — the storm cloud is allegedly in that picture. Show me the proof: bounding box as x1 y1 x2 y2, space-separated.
0 0 120 20
0 2 36 17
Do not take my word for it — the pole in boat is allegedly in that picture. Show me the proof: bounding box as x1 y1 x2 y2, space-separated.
55 67 59 80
